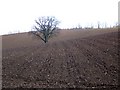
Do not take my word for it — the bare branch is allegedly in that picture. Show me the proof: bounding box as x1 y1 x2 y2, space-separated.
30 31 45 42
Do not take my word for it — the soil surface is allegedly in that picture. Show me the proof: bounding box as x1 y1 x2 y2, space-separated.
2 28 119 89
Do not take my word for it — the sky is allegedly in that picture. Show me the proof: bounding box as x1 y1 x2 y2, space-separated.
0 0 119 35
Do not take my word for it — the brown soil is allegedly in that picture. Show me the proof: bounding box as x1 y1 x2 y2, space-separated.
2 28 119 89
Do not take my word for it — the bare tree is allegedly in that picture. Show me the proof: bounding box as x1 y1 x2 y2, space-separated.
30 16 60 43
114 22 118 28
77 24 82 29
97 22 100 29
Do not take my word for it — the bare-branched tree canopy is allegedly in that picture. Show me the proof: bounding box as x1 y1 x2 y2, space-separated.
30 16 60 43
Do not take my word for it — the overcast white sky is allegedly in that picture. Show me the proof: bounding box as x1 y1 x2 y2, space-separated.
0 0 119 35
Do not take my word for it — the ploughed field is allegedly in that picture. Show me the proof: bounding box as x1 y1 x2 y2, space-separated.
2 28 119 88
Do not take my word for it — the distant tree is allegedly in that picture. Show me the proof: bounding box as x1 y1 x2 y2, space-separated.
90 24 94 29
30 16 60 43
104 23 107 28
114 22 118 28
78 24 82 29
97 22 100 29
